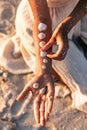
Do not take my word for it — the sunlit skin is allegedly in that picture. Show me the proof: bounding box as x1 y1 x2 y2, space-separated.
41 0 87 60
17 0 87 127
17 74 54 126
17 0 54 126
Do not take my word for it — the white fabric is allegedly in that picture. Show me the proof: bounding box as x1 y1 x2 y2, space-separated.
0 0 80 74
15 0 80 73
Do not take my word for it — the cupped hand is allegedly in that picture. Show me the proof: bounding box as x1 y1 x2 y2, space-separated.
41 23 69 60
17 73 54 126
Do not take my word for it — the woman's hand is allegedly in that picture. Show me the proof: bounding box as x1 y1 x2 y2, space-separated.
41 23 69 60
17 73 54 126
41 0 87 61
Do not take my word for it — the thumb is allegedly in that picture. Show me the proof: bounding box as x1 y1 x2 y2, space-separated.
41 37 56 51
16 85 31 101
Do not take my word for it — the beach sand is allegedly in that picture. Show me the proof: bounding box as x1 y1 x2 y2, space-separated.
0 1 87 130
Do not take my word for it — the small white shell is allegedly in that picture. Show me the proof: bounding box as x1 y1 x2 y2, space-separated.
40 51 47 57
33 83 39 89
40 87 46 94
43 59 48 63
38 33 46 39
38 23 47 31
42 65 46 69
39 41 46 47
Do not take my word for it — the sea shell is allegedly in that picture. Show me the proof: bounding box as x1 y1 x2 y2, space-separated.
39 41 46 47
33 83 39 89
43 59 48 63
38 33 46 39
40 51 47 57
38 23 47 31
42 65 46 69
40 87 47 94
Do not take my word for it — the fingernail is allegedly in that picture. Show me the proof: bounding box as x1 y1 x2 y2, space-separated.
16 97 21 102
16 97 20 102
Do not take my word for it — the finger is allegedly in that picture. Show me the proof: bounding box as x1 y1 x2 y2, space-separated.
55 36 69 60
17 83 31 101
45 100 49 121
47 38 69 60
40 99 45 126
47 45 67 60
41 37 55 51
47 80 54 114
34 95 41 124
47 96 54 114
47 50 67 60
42 96 49 121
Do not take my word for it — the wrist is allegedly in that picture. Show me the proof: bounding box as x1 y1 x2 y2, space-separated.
58 17 72 34
63 17 75 33
35 57 52 75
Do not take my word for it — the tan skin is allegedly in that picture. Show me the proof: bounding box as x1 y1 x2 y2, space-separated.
41 0 87 59
17 0 54 126
17 0 87 126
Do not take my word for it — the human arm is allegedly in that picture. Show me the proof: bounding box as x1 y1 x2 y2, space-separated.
28 0 52 75
41 0 87 60
17 0 54 126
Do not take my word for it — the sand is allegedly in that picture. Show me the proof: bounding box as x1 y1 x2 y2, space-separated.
0 0 87 130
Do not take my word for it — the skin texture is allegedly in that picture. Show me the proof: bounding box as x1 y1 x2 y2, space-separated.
41 0 87 60
17 0 54 126
17 0 87 127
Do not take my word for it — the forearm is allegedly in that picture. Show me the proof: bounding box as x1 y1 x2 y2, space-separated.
66 0 87 33
54 0 87 35
28 0 51 22
28 0 52 75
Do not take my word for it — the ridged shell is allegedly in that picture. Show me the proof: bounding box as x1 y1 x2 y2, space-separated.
40 87 46 94
33 83 39 89
38 23 47 31
43 59 48 63
42 65 46 69
38 33 46 39
39 41 46 47
40 51 47 57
